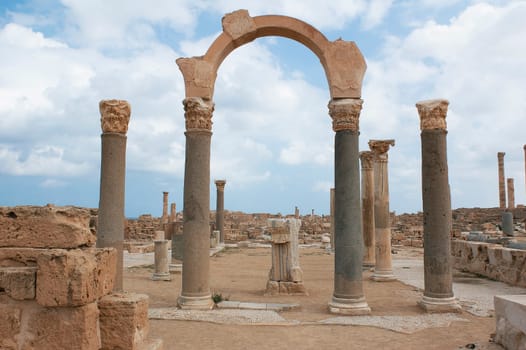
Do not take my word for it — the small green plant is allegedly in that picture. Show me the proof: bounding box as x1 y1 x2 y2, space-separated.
211 291 230 304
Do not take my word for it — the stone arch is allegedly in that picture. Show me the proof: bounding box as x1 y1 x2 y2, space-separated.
177 9 366 100
177 9 370 315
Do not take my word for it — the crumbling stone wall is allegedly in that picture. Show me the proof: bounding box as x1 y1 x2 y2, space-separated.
0 205 162 350
451 240 526 287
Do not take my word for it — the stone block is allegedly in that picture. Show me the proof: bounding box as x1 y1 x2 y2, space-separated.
0 304 21 349
99 292 150 350
0 247 43 267
0 205 96 249
495 295 526 350
28 302 101 350
0 266 37 300
37 248 116 307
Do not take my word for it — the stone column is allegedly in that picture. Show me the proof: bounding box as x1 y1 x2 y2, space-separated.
215 180 226 244
170 203 176 223
507 178 515 209
162 192 169 224
524 145 526 198
152 240 171 281
97 99 131 291
294 206 299 219
369 139 395 281
330 188 335 250
178 97 214 310
360 151 375 267
327 98 370 315
498 152 506 209
416 99 461 312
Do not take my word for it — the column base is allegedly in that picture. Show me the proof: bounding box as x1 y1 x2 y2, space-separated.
371 270 396 282
328 296 371 315
177 294 214 310
151 273 171 281
418 296 462 313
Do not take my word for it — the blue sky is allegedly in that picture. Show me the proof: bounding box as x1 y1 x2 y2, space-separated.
1 0 525 217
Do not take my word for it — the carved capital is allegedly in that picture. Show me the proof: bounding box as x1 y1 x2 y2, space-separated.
415 99 449 131
184 97 214 132
99 99 131 134
369 139 395 161
359 151 375 170
215 180 226 191
222 9 257 41
328 98 363 132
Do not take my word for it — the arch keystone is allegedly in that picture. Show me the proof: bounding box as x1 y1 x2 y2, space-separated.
222 9 257 42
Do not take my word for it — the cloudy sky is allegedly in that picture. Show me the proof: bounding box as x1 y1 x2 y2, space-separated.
1 0 525 217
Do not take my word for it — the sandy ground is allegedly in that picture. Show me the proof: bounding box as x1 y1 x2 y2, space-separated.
124 246 505 350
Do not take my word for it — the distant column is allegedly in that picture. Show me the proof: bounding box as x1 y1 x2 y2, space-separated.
416 99 461 312
162 192 169 224
360 151 375 267
498 152 506 209
294 206 300 219
327 98 370 315
152 240 171 281
170 203 176 223
524 145 526 199
369 139 395 281
507 178 515 209
215 180 226 243
97 99 131 291
330 188 335 250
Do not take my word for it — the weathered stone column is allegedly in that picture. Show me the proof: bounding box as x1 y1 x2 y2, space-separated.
170 203 176 222
215 180 226 243
416 99 461 312
507 178 515 209
369 139 395 281
498 152 506 209
294 206 300 219
330 188 335 250
360 151 375 267
327 98 370 315
97 99 131 291
162 191 169 224
178 97 214 310
152 240 171 281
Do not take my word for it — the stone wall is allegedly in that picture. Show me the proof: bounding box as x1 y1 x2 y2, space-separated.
0 205 162 350
451 240 526 287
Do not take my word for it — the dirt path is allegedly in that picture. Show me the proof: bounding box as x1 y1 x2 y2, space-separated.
124 246 501 350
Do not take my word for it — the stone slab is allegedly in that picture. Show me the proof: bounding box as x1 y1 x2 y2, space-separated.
36 248 116 307
0 205 96 248
99 292 150 350
494 295 526 350
0 266 36 300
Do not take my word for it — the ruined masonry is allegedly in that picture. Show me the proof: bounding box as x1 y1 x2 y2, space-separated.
0 205 162 350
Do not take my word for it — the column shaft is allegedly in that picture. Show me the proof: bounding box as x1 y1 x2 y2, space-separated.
98 133 126 291
498 152 506 209
215 181 226 243
360 152 375 267
330 188 335 250
507 178 515 209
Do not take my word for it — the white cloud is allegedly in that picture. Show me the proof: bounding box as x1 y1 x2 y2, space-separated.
313 181 333 193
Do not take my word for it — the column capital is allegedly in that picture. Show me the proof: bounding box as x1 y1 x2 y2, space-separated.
498 152 506 159
415 99 449 131
184 97 214 132
215 179 226 191
369 139 395 161
328 98 363 132
100 99 131 134
359 151 375 170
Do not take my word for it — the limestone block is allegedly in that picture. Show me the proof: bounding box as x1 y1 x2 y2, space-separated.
495 295 526 350
0 304 21 349
98 292 150 350
0 205 96 249
0 247 44 267
37 248 116 307
28 302 100 350
0 266 36 300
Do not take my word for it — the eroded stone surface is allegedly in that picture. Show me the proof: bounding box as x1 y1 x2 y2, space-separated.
0 304 21 349
0 266 36 300
36 248 116 307
99 292 150 350
495 295 526 350
0 205 96 249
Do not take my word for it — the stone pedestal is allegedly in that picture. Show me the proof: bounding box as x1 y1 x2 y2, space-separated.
498 152 506 209
210 230 220 248
178 97 214 310
369 139 395 281
215 180 226 243
97 99 131 292
152 240 171 281
502 212 514 236
265 219 306 295
360 151 375 267
327 98 370 315
416 99 461 313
